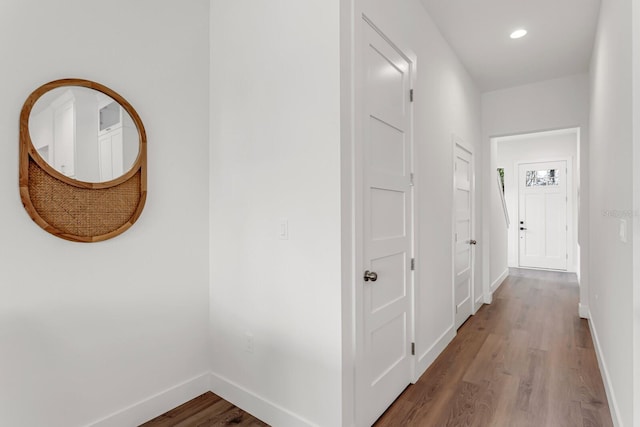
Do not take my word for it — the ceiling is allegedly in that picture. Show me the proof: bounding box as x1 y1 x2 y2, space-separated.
420 0 602 92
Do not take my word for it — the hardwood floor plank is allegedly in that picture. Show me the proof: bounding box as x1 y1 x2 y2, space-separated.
487 373 521 427
141 392 267 427
140 393 222 427
173 399 235 427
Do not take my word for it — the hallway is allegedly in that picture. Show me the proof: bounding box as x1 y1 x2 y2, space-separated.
374 269 613 426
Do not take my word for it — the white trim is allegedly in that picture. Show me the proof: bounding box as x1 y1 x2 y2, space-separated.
632 2 640 425
578 303 590 319
87 373 210 427
209 372 317 427
484 291 493 305
587 312 623 427
474 294 484 313
491 268 509 294
414 326 456 382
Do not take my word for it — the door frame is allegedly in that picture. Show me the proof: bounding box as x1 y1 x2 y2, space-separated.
515 157 574 271
452 136 476 327
352 14 418 427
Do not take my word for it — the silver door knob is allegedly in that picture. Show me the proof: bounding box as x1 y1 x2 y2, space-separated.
363 270 378 282
469 240 477 245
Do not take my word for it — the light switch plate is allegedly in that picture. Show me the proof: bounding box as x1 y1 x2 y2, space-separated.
619 218 627 243
279 219 289 240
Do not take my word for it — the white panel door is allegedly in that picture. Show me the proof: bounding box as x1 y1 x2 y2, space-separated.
518 161 567 270
359 21 413 426
454 145 474 329
53 100 75 177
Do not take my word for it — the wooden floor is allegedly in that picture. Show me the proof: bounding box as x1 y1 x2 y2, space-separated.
142 268 613 427
375 268 613 427
140 392 268 427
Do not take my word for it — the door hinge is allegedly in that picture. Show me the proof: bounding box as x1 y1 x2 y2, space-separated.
411 258 415 271
410 172 414 186
411 342 415 356
410 89 414 102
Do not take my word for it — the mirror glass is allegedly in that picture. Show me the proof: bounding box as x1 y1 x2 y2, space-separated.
29 86 140 183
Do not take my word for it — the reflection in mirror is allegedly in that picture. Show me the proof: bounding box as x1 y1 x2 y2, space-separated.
29 86 139 183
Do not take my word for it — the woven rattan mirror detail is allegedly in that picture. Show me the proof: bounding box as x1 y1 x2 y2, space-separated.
20 79 147 242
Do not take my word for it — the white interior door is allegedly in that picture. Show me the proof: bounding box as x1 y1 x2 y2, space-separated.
359 21 413 426
454 144 474 329
53 100 75 177
518 161 567 270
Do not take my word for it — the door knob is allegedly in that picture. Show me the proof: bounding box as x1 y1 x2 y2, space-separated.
520 227 527 230
469 240 477 245
363 270 378 282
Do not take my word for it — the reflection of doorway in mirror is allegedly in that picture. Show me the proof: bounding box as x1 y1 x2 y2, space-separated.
30 90 77 177
53 98 75 178
97 100 137 181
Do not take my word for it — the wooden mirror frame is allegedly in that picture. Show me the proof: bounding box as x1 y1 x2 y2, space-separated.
19 79 147 242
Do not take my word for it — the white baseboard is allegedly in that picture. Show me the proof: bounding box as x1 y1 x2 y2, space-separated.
414 325 456 382
482 269 509 306
578 303 589 319
491 268 509 293
88 372 211 427
586 311 622 427
209 372 317 427
474 294 484 313
483 292 493 304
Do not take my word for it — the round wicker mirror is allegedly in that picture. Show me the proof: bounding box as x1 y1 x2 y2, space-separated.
19 79 147 242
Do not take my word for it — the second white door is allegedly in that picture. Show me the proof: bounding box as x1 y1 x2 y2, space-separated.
454 144 474 329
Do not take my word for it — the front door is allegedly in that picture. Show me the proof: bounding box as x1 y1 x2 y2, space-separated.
518 161 568 270
358 20 413 426
454 144 474 329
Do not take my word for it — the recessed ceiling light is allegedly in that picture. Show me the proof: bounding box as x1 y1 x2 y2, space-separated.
510 29 527 39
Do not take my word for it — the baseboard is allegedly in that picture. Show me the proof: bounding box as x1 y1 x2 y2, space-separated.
578 303 589 319
483 292 493 304
587 311 622 427
88 372 211 427
209 372 317 427
415 325 456 382
491 268 509 293
474 294 484 313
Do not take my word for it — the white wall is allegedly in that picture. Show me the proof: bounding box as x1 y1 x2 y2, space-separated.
209 2 343 426
589 0 634 424
353 0 482 388
496 130 578 272
482 74 590 308
0 1 211 426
